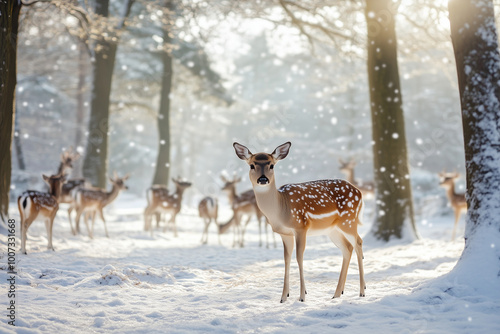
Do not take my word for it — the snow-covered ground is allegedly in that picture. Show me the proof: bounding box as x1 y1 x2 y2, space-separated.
1 193 499 333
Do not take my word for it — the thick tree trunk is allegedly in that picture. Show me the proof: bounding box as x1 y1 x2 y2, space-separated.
365 0 417 241
82 0 134 187
0 1 21 222
14 102 25 170
73 42 88 178
152 2 174 186
82 39 117 187
448 0 500 286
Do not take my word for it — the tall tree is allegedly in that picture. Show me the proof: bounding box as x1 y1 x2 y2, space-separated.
0 0 22 222
448 0 500 281
82 0 134 188
151 0 174 186
149 0 233 186
365 0 417 241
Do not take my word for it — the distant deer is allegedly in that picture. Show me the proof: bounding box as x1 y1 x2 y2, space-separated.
219 175 276 248
56 147 80 176
199 196 220 244
18 174 65 254
74 173 129 238
144 177 192 237
439 172 467 240
338 158 374 198
54 147 87 235
234 142 365 302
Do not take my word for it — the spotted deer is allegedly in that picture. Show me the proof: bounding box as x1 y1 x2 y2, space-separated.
219 176 276 248
74 173 129 238
17 174 65 254
233 142 365 302
338 158 374 198
144 178 192 237
439 172 467 240
199 196 220 244
54 147 87 235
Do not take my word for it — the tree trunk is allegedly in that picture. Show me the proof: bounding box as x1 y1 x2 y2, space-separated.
73 42 88 178
0 1 21 222
365 0 417 242
152 1 174 186
14 102 25 170
448 0 500 286
82 0 134 187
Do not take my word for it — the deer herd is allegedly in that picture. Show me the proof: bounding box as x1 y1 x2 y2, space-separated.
15 143 467 301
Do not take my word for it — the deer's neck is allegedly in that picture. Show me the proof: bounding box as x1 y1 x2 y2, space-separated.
174 187 185 203
103 185 121 207
445 182 457 198
227 186 237 206
252 179 289 227
446 182 464 203
345 168 355 184
57 163 66 176
49 183 62 201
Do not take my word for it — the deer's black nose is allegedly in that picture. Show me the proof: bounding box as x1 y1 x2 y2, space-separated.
257 176 269 185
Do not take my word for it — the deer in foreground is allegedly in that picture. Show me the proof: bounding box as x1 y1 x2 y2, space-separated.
233 142 366 302
199 196 220 244
439 172 467 240
74 173 129 238
219 176 276 248
54 147 87 235
144 178 192 237
18 174 65 254
338 158 374 198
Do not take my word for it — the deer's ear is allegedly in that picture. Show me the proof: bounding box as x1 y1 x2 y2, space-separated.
233 142 253 161
272 142 291 161
42 174 50 183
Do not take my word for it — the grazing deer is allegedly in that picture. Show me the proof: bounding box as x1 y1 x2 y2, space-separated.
220 176 276 248
74 173 129 238
439 172 467 240
54 148 87 235
18 174 65 254
233 142 366 302
144 178 192 237
199 196 220 244
338 158 374 198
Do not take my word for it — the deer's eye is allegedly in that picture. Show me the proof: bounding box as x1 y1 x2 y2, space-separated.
250 165 255 170
270 164 274 169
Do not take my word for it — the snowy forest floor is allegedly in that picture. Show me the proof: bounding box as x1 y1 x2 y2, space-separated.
1 194 499 333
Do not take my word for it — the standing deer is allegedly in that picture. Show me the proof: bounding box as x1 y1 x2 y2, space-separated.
199 196 220 244
144 178 192 237
439 172 467 240
56 147 80 176
220 176 276 248
338 158 374 198
74 173 129 238
18 174 65 254
54 147 86 235
233 142 366 302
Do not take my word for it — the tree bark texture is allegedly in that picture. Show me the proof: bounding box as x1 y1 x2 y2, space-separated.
82 0 134 187
14 102 25 170
449 0 500 247
152 0 174 186
0 1 21 222
365 0 417 241
82 39 117 188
